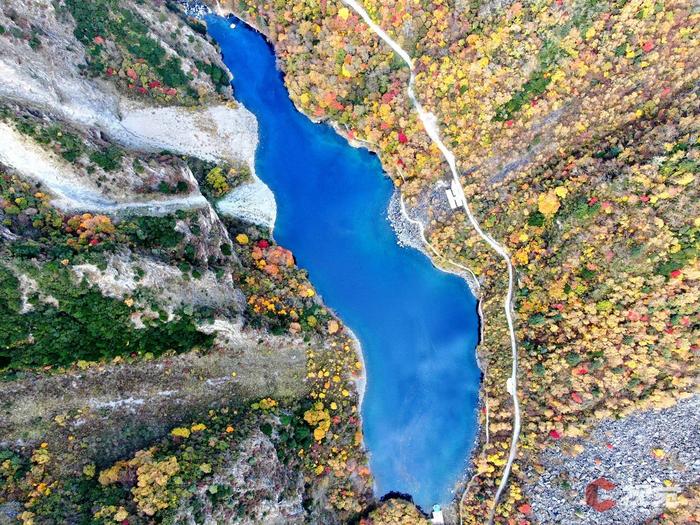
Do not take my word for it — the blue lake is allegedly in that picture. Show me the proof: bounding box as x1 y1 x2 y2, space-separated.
206 15 481 510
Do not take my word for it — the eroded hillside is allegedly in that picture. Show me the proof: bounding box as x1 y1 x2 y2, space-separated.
0 1 372 523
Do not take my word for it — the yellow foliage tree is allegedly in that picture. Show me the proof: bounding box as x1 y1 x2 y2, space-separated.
537 191 561 218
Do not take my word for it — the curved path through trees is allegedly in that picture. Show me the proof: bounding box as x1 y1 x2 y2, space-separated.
339 2 521 522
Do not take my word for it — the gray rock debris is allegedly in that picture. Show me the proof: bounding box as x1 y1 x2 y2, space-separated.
526 395 699 524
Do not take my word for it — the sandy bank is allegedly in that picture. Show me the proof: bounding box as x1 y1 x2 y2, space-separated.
217 176 276 229
120 103 257 166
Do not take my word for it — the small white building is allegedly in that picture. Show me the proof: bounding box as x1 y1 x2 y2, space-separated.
431 504 445 524
445 179 465 210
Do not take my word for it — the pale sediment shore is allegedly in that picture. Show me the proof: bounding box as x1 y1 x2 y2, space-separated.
120 103 258 167
216 174 277 230
343 326 367 408
120 101 277 230
387 186 482 296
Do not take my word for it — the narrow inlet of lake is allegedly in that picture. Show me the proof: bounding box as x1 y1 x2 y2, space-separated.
206 15 481 510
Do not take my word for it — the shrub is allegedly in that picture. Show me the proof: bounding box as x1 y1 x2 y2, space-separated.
157 57 189 88
90 146 123 171
204 166 230 197
129 216 184 250
0 264 212 374
195 60 230 90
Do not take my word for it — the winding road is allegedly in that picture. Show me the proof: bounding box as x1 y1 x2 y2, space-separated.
339 1 521 522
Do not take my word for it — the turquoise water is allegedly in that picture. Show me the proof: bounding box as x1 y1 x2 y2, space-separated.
206 15 481 510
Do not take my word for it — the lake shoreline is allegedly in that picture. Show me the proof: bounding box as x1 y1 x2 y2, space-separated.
180 0 373 435
200 6 484 510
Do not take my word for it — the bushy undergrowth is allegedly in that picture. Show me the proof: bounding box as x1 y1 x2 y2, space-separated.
65 0 195 101
0 263 213 375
